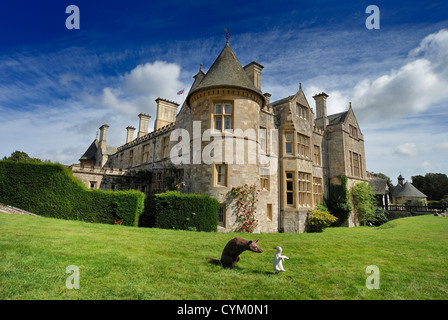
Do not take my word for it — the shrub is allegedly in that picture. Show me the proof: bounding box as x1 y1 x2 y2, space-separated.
141 191 219 232
307 208 338 233
0 161 145 226
370 207 389 226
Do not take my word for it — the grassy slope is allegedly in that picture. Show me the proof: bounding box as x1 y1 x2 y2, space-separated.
1 213 447 300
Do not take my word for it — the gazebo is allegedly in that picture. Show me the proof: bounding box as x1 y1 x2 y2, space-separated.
391 175 427 205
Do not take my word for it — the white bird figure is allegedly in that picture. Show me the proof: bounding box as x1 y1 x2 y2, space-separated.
273 246 289 273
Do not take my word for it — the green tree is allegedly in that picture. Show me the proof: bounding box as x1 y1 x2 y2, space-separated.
351 182 378 226
412 173 448 201
2 151 42 163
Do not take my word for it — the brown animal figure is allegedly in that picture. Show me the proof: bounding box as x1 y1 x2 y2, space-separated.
207 237 263 268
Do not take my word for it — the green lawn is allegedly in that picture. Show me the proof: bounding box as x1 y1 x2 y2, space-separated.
1 212 447 300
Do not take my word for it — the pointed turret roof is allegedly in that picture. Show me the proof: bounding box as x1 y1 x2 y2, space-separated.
187 43 264 107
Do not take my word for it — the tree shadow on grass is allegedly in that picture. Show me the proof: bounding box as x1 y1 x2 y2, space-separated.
205 259 275 275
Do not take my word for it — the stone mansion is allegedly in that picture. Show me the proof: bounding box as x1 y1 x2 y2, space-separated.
70 39 368 233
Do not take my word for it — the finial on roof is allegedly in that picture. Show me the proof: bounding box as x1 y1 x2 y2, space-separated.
199 63 203 72
224 28 230 45
349 101 352 108
299 82 302 90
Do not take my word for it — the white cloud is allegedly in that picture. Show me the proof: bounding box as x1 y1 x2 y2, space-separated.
351 29 448 122
436 141 448 151
419 161 432 173
394 143 418 157
91 61 186 117
305 85 349 116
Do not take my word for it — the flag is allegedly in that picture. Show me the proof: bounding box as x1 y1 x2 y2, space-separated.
177 88 184 95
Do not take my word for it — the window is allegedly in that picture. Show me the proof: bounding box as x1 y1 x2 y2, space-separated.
162 136 170 158
285 132 293 154
349 125 358 139
142 143 150 163
350 151 363 178
260 168 270 191
296 104 308 120
90 181 97 189
267 204 273 221
286 172 295 206
128 150 134 167
298 172 311 206
313 145 321 166
297 134 310 158
119 153 124 169
176 169 184 186
214 103 232 132
216 164 227 186
218 204 226 227
152 172 164 193
313 177 323 206
259 127 267 153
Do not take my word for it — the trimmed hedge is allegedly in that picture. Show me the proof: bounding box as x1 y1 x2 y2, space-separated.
0 161 145 226
141 191 219 232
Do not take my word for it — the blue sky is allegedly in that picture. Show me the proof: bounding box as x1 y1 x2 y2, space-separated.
0 0 447 182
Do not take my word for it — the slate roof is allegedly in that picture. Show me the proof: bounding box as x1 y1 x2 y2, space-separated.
79 139 117 161
269 95 294 106
328 111 349 125
392 182 427 198
79 139 98 161
369 178 389 195
187 43 264 106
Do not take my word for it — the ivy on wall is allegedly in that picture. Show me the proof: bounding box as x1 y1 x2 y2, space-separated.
327 175 352 226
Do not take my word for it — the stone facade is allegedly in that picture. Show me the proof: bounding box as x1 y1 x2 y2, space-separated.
71 41 368 233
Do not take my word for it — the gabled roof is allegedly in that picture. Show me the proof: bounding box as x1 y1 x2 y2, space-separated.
392 182 427 198
327 105 362 136
187 43 264 106
270 84 310 107
328 110 349 125
269 95 294 106
79 138 117 161
369 178 389 195
79 139 98 161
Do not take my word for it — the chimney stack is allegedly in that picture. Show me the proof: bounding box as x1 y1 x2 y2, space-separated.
263 92 271 105
313 92 329 128
126 126 135 143
244 61 264 90
98 124 109 150
154 98 179 131
138 113 151 138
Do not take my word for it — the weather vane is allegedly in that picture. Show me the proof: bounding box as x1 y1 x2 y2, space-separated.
224 28 230 44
